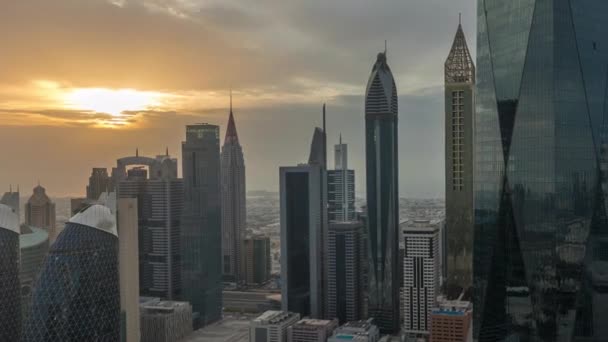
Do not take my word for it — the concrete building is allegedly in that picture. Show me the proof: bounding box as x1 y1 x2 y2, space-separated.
250 310 301 342
402 220 440 338
19 226 49 321
444 21 475 291
325 221 365 323
116 153 183 300
365 50 400 334
140 297 193 342
24 205 121 341
243 236 272 285
25 184 56 242
0 204 21 341
87 167 112 200
181 124 223 327
117 198 140 342
328 137 355 223
429 299 472 342
287 318 338 342
221 96 247 283
223 290 280 314
328 319 380 342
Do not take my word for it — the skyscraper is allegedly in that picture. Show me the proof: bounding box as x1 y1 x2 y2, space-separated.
221 96 247 283
474 2 608 340
444 21 475 291
25 184 56 242
280 164 325 318
243 236 272 285
281 125 328 319
364 50 400 333
181 124 223 327
325 221 366 323
402 220 440 339
1 186 20 216
116 154 183 300
117 198 140 342
24 205 120 341
87 167 112 200
19 226 49 322
0 204 21 342
328 137 355 223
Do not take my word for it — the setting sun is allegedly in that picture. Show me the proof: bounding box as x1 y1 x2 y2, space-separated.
64 88 163 116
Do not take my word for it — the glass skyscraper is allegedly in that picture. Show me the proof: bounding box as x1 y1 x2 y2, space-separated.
0 204 21 342
365 51 400 334
474 1 608 340
24 204 120 341
181 124 223 328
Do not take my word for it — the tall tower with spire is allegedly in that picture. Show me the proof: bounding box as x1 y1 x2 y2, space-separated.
364 50 399 334
444 21 475 292
221 91 247 283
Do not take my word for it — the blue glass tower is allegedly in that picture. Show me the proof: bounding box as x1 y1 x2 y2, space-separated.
24 205 120 341
365 51 399 334
0 204 21 342
475 1 608 340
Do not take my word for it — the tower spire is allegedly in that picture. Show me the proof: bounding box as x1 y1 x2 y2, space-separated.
323 103 327 168
230 87 233 114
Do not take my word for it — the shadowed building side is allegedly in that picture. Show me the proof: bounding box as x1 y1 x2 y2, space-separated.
0 204 21 342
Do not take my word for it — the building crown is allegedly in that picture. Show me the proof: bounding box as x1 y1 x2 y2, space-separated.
445 24 475 84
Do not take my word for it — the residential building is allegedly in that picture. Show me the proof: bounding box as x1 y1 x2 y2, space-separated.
181 124 223 327
429 299 472 342
325 221 366 323
444 21 475 291
19 226 49 321
221 97 247 283
139 297 193 342
25 184 56 242
116 153 183 300
328 319 380 342
24 205 120 341
365 50 400 333
328 137 355 223
402 220 440 338
0 204 21 341
287 318 338 342
250 310 301 342
474 2 608 340
243 236 272 285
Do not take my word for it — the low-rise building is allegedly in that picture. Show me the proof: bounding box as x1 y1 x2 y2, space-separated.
140 297 193 342
224 290 281 314
328 319 380 342
287 318 338 342
250 310 300 342
429 299 472 342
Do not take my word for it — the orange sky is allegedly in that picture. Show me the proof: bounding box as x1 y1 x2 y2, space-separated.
0 0 475 198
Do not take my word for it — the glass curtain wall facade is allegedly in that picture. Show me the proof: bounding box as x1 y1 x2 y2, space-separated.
24 205 120 341
474 1 608 340
0 204 21 342
365 51 400 334
181 124 223 327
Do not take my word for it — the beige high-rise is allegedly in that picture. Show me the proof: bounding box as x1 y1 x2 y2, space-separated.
25 185 56 242
117 198 140 342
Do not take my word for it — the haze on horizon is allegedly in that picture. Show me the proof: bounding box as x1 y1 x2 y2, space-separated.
0 0 475 198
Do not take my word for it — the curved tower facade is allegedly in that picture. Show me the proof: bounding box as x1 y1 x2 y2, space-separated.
475 1 608 340
0 204 21 342
24 205 120 341
221 102 247 283
365 51 399 334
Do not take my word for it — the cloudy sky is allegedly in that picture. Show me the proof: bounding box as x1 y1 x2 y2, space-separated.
0 0 475 198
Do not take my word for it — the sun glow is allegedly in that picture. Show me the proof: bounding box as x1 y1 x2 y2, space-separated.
65 88 163 116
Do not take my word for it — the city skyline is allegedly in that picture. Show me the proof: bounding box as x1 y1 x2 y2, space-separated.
0 0 475 199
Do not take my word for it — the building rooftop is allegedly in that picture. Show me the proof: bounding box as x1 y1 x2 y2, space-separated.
20 226 49 248
68 204 117 236
0 203 20 233
253 310 299 325
294 318 336 327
